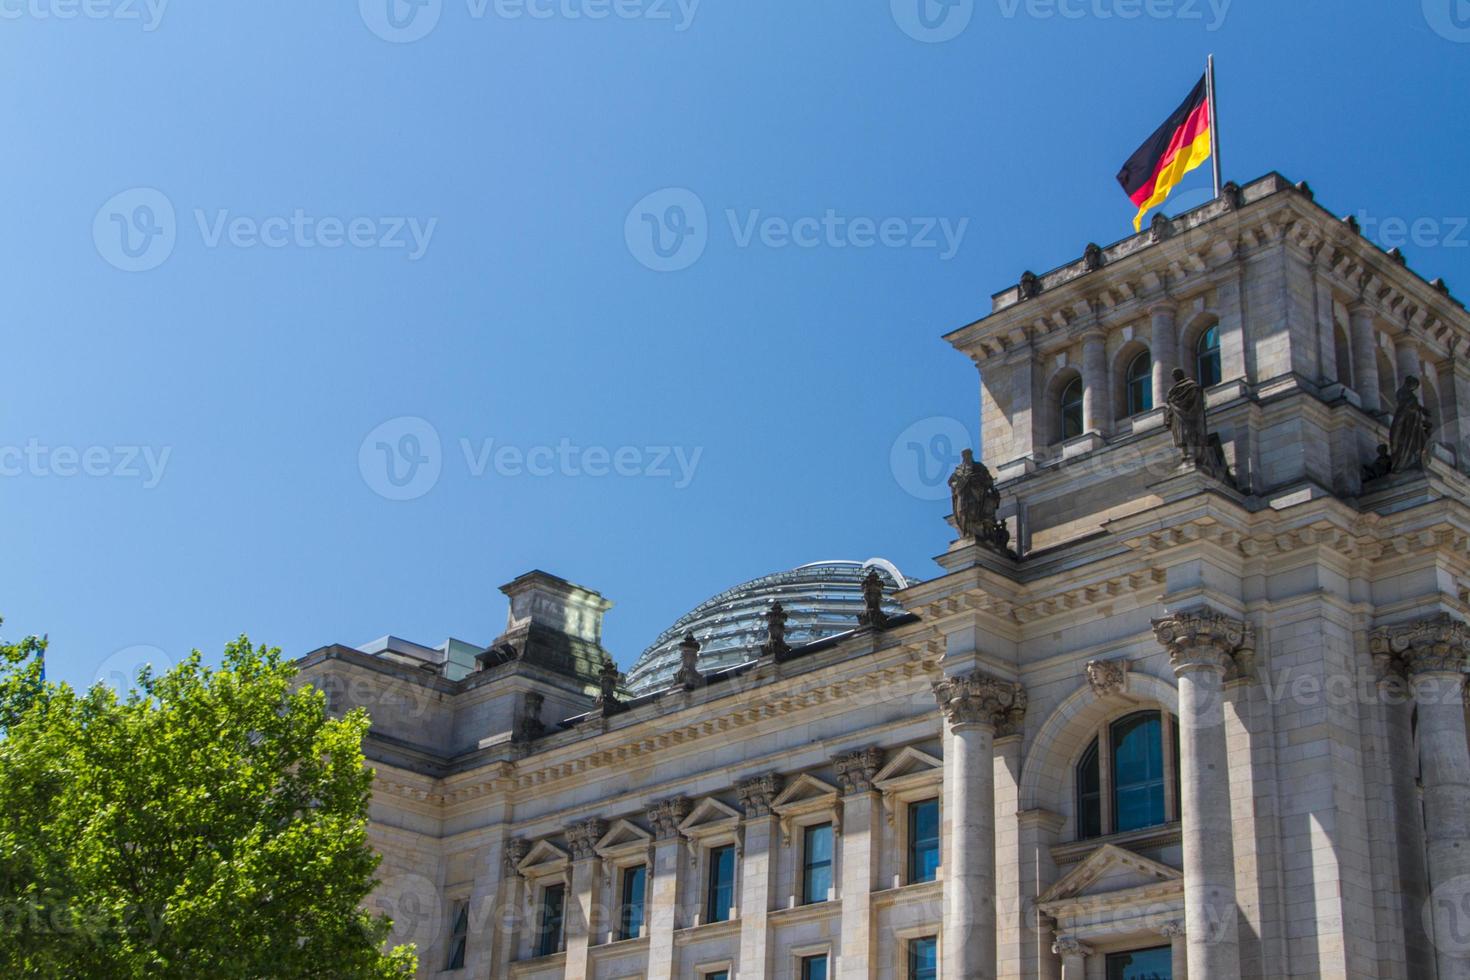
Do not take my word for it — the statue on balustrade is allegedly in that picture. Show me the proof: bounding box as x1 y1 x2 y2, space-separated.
1388 376 1433 474
1163 367 1231 483
949 449 1015 557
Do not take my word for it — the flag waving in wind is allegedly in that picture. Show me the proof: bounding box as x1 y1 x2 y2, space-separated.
1116 74 1214 232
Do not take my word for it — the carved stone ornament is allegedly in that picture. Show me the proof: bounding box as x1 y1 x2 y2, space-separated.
565 818 607 862
1085 658 1129 700
1151 608 1256 679
1370 614 1470 679
761 602 792 661
737 773 783 818
834 747 885 795
503 837 529 876
932 671 1028 735
1149 211 1173 243
1019 270 1042 300
673 631 704 690
857 569 891 630
514 692 546 744
1083 242 1104 272
595 658 626 716
1052 936 1093 957
1220 180 1242 210
647 796 691 840
1160 920 1186 939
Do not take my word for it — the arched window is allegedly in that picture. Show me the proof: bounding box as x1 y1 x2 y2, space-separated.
1059 377 1084 441
1076 709 1180 841
1195 324 1222 387
1377 349 1396 410
1333 323 1354 388
1124 350 1153 416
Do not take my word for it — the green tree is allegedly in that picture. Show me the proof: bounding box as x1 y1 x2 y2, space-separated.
0 623 417 979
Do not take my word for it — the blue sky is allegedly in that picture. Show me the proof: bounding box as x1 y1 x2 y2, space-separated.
3 1 1468 687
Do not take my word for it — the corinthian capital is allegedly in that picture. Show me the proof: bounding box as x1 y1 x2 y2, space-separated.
1151 607 1256 678
1052 936 1093 957
736 773 783 818
1370 613 1470 678
933 671 1027 734
646 796 690 840
565 818 607 862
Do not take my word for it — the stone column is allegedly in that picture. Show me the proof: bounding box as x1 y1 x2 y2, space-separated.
645 797 689 980
561 819 605 980
835 748 883 980
737 774 781 979
1081 329 1107 435
1151 301 1179 408
1396 338 1421 396
1051 936 1091 980
1372 615 1470 979
490 839 528 980
933 672 1027 980
1153 609 1252 979
1162 920 1188 980
1350 302 1382 413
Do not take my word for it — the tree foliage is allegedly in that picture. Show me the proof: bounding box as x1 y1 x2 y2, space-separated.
0 623 417 979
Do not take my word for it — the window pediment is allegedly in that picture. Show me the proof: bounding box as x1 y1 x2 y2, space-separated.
771 774 840 844
1036 843 1181 915
517 840 570 878
595 819 653 861
678 798 742 840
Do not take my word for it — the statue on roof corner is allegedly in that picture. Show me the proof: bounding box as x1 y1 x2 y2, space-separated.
761 602 792 661
949 449 1015 557
858 569 890 630
1163 368 1232 484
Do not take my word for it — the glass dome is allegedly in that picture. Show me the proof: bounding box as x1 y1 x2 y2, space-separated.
623 559 913 695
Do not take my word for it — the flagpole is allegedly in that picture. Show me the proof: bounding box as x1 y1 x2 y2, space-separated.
1206 53 1222 198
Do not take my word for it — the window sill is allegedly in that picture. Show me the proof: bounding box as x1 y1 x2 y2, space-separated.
510 951 566 977
1051 821 1181 865
872 877 943 910
674 917 741 943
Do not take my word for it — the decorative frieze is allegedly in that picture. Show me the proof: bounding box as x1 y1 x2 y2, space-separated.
833 747 884 795
565 818 607 862
1085 658 1129 699
1370 613 1470 678
647 796 690 840
1151 607 1256 679
736 773 783 817
932 671 1028 735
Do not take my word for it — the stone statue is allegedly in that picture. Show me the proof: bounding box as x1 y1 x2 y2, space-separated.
857 569 890 629
673 632 703 690
1163 367 1230 482
761 601 792 660
594 658 625 715
948 449 1015 556
1362 443 1393 482
1388 376 1433 473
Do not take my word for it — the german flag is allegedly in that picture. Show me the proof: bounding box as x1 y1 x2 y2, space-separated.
1116 75 1213 232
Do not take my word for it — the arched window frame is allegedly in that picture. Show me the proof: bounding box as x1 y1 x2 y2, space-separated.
1124 348 1153 417
1058 375 1084 443
1074 708 1180 842
1195 324 1222 388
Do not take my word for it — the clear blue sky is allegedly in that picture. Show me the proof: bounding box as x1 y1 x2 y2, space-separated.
4 1 1467 688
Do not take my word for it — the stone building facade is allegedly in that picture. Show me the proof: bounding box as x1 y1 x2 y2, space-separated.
298 173 1470 979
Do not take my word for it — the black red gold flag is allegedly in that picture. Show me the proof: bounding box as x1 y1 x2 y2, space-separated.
1116 75 1213 232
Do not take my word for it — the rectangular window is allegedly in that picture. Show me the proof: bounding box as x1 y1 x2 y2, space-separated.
706 845 735 923
802 823 833 904
618 864 647 940
704 972 729 980
1106 945 1173 980
800 953 829 980
907 799 940 883
908 936 938 980
534 883 565 958
444 899 469 970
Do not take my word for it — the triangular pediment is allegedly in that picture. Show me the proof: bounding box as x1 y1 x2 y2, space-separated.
873 747 943 786
770 774 839 812
517 840 569 876
595 819 652 857
678 797 742 836
1037 844 1182 905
